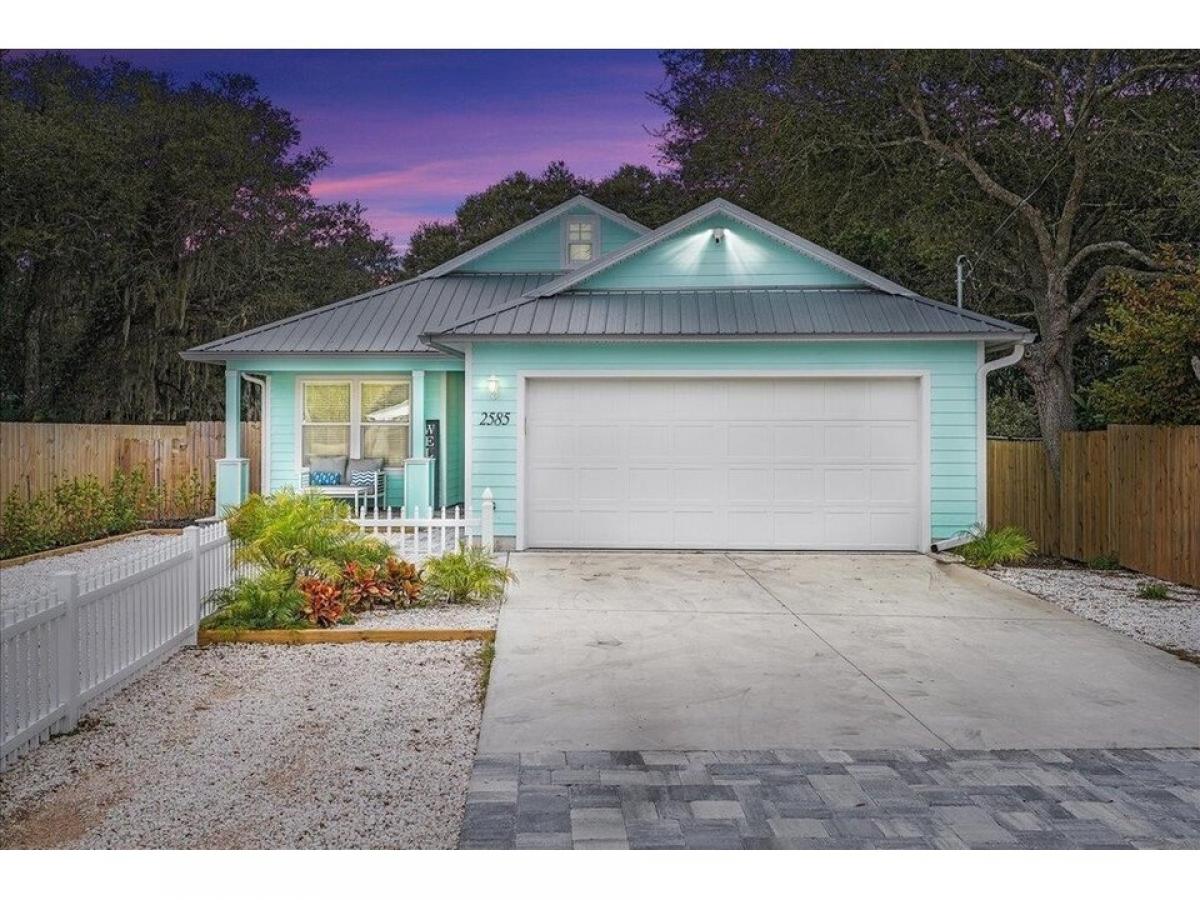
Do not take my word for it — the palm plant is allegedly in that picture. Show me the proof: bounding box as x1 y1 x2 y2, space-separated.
226 490 389 586
423 543 517 604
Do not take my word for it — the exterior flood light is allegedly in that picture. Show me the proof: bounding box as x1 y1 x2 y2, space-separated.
486 374 500 399
712 227 725 244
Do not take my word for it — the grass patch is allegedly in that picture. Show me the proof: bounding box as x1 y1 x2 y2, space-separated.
475 639 496 705
1136 582 1172 600
959 525 1035 569
1088 552 1121 570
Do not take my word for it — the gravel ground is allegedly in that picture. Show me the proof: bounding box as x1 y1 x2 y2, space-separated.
0 641 486 849
989 565 1200 657
0 534 179 612
341 598 501 630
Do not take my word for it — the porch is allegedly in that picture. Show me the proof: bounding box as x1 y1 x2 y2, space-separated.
214 363 466 515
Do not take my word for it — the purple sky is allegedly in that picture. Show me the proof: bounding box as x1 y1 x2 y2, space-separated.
68 50 670 249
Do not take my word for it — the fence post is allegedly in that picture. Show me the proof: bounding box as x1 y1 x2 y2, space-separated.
51 571 81 734
481 487 495 555
184 525 201 643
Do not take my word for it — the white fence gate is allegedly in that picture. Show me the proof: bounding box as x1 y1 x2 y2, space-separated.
1 521 237 771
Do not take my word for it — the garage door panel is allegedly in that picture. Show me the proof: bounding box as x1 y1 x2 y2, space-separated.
868 378 920 417
728 466 773 501
728 424 770 457
774 424 819 458
823 425 870 460
823 380 870 418
869 422 920 461
628 466 672 500
869 510 921 547
525 377 923 550
578 466 622 501
825 468 870 502
774 467 818 501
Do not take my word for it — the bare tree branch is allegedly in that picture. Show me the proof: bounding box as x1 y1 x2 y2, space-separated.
1063 240 1162 281
1096 58 1195 99
898 87 1057 266
1069 265 1171 321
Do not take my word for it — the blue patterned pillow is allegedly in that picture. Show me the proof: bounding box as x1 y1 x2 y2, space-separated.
311 470 341 486
349 470 377 487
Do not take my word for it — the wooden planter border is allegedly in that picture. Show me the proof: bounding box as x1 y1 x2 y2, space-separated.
0 528 184 569
198 627 495 646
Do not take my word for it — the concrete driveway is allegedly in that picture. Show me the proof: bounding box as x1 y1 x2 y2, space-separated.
479 552 1200 752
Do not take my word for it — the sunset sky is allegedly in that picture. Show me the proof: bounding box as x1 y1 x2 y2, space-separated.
68 49 670 248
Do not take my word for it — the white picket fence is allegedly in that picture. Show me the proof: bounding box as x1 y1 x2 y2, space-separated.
0 490 497 772
352 488 495 558
0 521 237 771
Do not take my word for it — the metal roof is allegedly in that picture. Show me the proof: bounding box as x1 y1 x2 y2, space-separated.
413 195 649 281
182 272 557 358
428 287 1033 342
528 198 919 299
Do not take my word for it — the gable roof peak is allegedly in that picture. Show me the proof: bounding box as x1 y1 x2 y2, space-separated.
527 197 917 299
414 194 649 281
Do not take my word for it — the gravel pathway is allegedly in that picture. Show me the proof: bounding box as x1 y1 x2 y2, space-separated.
0 534 179 612
341 598 501 630
0 641 486 849
988 565 1200 657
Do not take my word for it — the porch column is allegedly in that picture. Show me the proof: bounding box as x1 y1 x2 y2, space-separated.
224 370 240 458
404 369 434 510
215 368 249 515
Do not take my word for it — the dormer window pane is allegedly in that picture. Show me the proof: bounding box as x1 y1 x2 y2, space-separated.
564 215 598 268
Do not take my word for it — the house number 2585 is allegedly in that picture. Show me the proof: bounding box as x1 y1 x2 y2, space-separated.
478 411 511 426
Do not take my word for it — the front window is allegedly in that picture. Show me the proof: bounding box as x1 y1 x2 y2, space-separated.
302 381 351 463
300 379 411 468
564 216 597 267
361 381 410 466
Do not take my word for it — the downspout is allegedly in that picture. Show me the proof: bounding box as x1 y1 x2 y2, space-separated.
240 373 269 495
930 340 1028 553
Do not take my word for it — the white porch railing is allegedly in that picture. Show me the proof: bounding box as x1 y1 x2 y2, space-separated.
1 521 238 771
351 488 495 558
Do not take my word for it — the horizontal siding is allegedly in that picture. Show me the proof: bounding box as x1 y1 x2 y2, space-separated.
581 214 863 291
468 340 982 541
269 373 296 492
458 204 643 273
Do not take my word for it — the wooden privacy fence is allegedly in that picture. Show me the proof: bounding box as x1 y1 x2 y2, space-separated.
0 421 261 516
988 426 1200 587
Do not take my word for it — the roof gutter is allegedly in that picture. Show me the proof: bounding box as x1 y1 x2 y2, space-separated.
420 336 466 358
931 338 1030 554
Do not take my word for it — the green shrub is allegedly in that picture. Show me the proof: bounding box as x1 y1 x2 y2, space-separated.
226 490 390 586
1136 582 1171 600
0 467 169 559
424 544 517 604
204 572 306 630
958 524 1036 569
1088 552 1121 570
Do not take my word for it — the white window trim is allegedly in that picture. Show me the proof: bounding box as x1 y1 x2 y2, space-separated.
296 376 412 472
561 214 600 269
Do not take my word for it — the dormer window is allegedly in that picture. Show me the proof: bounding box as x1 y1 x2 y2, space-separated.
563 215 599 268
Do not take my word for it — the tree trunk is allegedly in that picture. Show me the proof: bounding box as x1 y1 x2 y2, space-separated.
1022 344 1077 485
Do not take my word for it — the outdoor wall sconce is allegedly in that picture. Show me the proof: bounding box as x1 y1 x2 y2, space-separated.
486 374 500 399
712 227 724 244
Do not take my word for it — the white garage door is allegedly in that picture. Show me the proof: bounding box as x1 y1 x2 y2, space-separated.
523 377 925 550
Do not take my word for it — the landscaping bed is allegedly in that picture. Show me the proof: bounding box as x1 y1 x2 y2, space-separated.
0 640 487 849
989 564 1200 659
338 595 502 631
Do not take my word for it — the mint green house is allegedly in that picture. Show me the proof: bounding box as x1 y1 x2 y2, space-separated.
184 197 1030 551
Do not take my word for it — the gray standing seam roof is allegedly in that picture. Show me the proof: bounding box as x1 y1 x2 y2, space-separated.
182 272 558 357
427 287 1032 340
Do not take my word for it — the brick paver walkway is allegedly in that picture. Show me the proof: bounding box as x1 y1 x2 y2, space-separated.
459 747 1200 849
